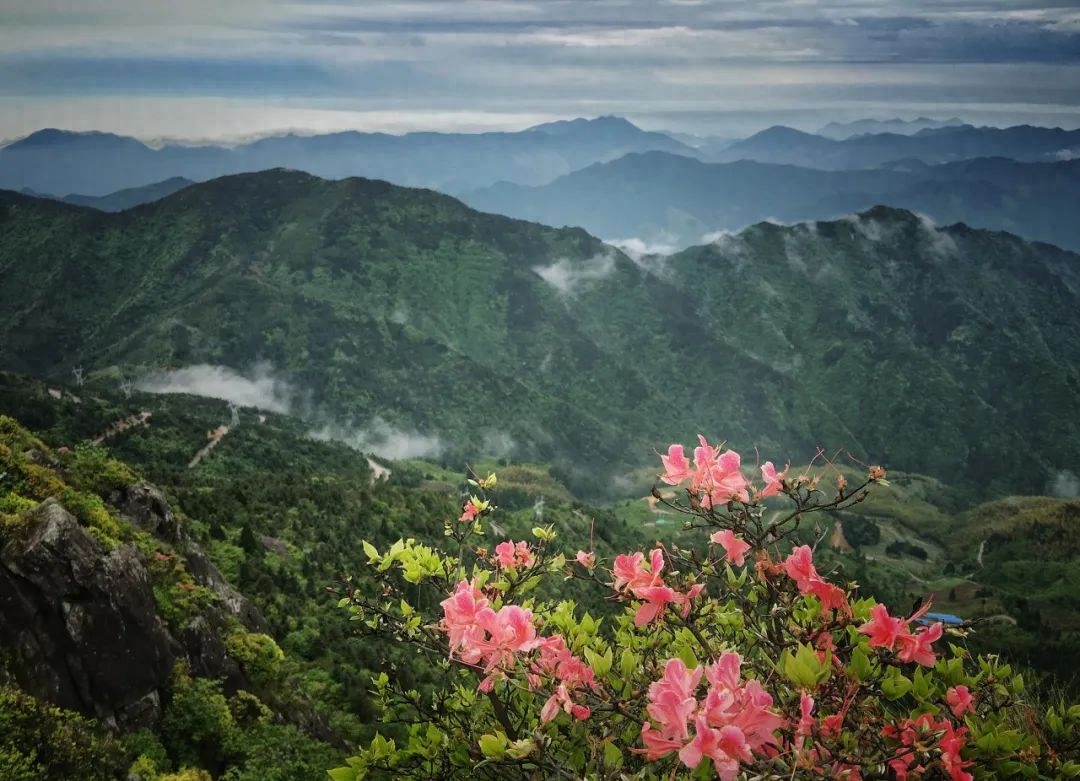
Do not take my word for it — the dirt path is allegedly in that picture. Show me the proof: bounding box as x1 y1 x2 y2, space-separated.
976 539 986 568
188 425 231 468
92 412 152 445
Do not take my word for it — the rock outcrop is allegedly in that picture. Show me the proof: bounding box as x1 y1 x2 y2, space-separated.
0 501 178 728
0 483 270 730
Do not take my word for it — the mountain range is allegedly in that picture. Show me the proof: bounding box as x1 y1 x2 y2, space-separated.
2 171 1079 497
462 151 1080 251
817 117 966 140
0 117 692 197
4 117 1080 209
706 124 1080 169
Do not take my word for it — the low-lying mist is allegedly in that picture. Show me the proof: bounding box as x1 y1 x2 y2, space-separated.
136 362 445 461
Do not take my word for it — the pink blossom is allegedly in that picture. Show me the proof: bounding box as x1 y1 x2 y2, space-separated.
492 540 534 570
710 529 751 566
660 444 693 485
439 579 489 663
633 585 679 626
705 449 750 506
459 499 481 522
858 603 907 650
679 718 752 781
575 550 596 569
946 685 974 719
613 550 664 593
784 546 850 614
646 658 702 741
640 722 684 761
758 461 787 498
897 622 943 667
529 635 597 723
783 545 818 587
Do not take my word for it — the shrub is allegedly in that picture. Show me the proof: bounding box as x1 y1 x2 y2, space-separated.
331 438 1080 779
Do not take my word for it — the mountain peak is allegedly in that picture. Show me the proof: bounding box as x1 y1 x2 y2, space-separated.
527 115 642 135
747 126 820 142
4 128 150 152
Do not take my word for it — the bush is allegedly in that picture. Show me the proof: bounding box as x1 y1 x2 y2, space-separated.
332 438 1080 780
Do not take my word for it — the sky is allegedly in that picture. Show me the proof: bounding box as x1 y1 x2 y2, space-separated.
2 0 1080 141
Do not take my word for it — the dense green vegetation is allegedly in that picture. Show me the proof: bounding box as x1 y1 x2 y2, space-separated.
2 173 1080 502
0 374 669 778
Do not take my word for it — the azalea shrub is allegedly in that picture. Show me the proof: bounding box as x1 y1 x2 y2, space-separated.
331 437 1080 779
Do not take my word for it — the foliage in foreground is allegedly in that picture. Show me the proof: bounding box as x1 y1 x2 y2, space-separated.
335 438 1080 779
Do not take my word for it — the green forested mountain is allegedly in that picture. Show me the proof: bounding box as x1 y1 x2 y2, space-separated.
1 172 1079 498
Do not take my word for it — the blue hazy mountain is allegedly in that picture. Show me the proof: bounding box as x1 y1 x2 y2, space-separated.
0 117 695 197
706 124 1080 169
818 117 966 140
461 151 1080 251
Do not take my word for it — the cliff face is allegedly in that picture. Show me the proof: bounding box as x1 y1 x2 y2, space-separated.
0 483 266 731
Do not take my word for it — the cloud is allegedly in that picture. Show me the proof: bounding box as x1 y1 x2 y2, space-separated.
309 417 444 460
2 1 1080 139
135 362 294 412
1050 469 1080 498
532 253 617 297
606 236 679 260
136 361 444 460
916 213 960 260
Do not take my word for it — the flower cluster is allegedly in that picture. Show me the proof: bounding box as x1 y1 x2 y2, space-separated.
639 655 784 781
337 433 1070 781
884 713 973 781
529 635 597 723
492 539 535 570
612 548 704 626
439 578 541 687
782 545 850 613
660 436 786 507
858 603 944 667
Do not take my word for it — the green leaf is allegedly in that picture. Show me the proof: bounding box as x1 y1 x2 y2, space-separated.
849 646 872 681
478 733 507 759
881 671 912 700
603 741 623 769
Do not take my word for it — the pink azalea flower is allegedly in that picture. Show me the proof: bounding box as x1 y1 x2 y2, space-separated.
459 499 481 522
492 540 534 570
897 622 943 667
613 548 665 593
710 529 751 566
705 450 750 506
679 717 752 781
783 545 818 587
646 658 702 741
660 444 694 485
633 585 679 626
640 722 684 760
693 435 720 474
858 603 907 650
758 461 787 498
946 685 974 718
575 550 596 569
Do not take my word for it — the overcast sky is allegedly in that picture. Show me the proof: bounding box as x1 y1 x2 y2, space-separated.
2 0 1080 141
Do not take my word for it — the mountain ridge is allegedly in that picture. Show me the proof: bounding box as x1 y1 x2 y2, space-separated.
3 172 1080 498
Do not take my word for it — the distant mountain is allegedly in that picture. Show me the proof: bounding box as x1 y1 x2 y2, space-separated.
58 177 195 212
709 124 1080 169
2 172 1079 494
461 151 1080 251
0 118 694 197
818 117 965 140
